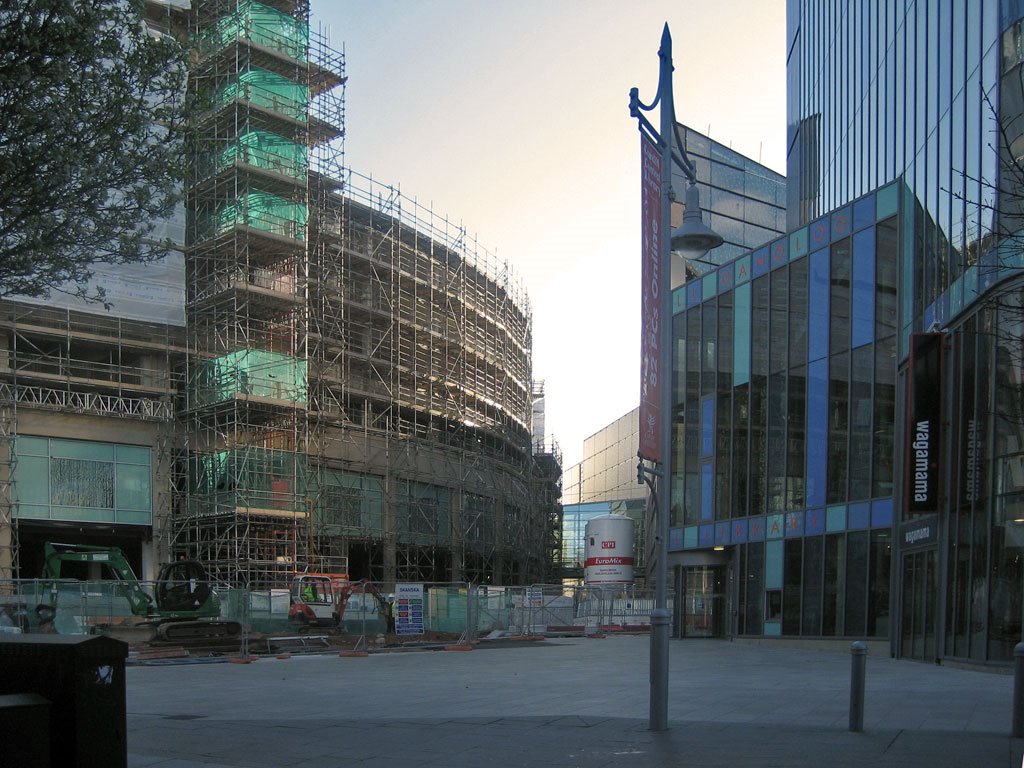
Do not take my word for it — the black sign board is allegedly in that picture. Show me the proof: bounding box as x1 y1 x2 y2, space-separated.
900 514 939 550
906 333 942 513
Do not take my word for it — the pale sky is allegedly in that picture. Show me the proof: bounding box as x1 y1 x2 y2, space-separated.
311 0 787 469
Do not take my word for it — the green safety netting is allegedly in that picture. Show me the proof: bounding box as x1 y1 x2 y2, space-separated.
211 190 308 240
199 0 309 62
189 447 309 509
193 348 308 406
209 130 307 179
215 66 309 121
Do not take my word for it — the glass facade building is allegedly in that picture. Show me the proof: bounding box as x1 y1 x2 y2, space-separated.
562 409 647 581
671 184 899 640
666 0 1024 663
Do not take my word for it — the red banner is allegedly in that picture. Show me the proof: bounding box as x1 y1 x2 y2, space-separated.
638 136 662 462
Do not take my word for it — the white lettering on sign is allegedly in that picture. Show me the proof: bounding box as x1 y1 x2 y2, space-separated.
905 527 931 545
601 541 616 550
913 420 930 502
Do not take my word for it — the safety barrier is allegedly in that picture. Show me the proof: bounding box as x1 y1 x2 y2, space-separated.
0 579 672 645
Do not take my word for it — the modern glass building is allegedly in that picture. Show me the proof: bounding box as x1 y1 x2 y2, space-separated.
666 0 1024 664
562 408 648 582
670 184 899 643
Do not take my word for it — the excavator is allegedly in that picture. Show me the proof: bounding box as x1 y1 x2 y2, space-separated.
288 573 393 632
36 542 241 641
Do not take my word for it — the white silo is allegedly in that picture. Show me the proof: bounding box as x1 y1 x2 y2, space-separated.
583 514 635 585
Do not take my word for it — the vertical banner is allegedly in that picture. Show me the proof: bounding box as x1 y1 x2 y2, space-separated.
639 135 663 462
906 332 942 514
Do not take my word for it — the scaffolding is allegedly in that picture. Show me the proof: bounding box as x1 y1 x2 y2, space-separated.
174 0 344 588
155 0 557 588
304 167 551 586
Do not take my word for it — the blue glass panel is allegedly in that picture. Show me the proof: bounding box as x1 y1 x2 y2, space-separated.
731 518 749 543
115 445 150 464
784 511 804 537
808 249 831 361
669 527 684 551
831 207 852 240
851 228 876 347
687 281 702 308
752 246 770 276
1000 236 1024 275
765 539 784 589
672 287 686 314
826 505 847 532
901 192 914 333
735 254 752 284
876 183 898 219
715 522 730 544
979 248 998 292
809 217 830 250
767 513 785 539
770 238 788 269
848 502 870 529
805 358 829 507
15 504 49 520
15 436 48 456
733 283 751 386
700 396 715 457
51 439 113 461
748 516 766 541
718 263 735 293
702 273 717 300
950 276 964 317
699 524 715 547
700 461 714 521
924 302 935 332
805 508 826 535
684 526 698 548
764 620 782 636
117 510 152 525
12 456 48 504
964 265 979 305
870 498 894 528
790 227 809 260
853 194 876 231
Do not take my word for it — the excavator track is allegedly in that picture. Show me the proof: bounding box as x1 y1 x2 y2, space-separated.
156 620 242 642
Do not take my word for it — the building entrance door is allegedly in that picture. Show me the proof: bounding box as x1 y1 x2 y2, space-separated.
680 565 726 637
900 549 938 661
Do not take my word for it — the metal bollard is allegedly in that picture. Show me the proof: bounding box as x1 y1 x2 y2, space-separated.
849 641 868 733
1013 642 1024 738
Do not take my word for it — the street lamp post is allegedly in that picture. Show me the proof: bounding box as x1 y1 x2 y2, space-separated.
630 23 723 732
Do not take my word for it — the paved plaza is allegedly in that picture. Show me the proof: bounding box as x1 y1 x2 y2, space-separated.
127 636 1021 767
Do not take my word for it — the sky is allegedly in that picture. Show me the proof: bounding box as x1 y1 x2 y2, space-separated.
311 0 788 469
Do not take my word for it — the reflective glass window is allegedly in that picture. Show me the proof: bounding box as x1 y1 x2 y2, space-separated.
808 249 831 361
851 228 876 347
806 357 829 508
830 239 852 355
802 535 824 635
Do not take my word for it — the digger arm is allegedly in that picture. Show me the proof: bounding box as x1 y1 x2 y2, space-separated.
41 542 155 617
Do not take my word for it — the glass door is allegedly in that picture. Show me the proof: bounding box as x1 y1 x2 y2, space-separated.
900 549 938 660
681 565 726 637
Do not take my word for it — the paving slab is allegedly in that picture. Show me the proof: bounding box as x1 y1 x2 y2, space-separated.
126 636 1021 767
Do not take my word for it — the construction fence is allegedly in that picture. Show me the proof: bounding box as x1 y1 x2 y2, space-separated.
0 580 670 643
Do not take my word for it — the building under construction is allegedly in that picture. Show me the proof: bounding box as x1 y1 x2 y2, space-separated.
0 0 561 589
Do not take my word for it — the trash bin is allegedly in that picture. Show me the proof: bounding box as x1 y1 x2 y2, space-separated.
0 634 128 768
0 692 50 768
